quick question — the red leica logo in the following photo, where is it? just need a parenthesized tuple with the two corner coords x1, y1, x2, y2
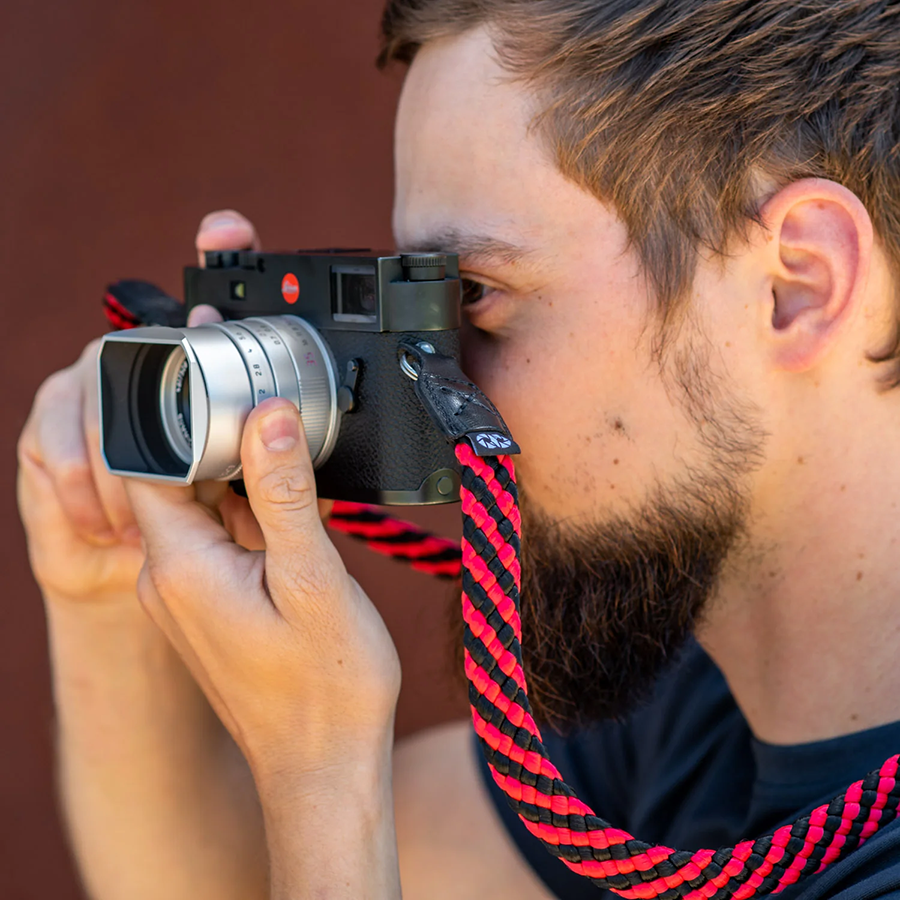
(281, 273, 300, 304)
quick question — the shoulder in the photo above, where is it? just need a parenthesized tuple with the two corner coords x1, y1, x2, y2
(393, 720, 556, 900)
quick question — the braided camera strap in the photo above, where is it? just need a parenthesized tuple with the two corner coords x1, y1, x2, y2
(331, 441, 900, 900)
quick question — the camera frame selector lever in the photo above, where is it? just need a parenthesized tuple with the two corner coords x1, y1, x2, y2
(337, 359, 361, 414)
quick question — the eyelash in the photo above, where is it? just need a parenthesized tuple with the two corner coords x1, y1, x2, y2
(461, 278, 491, 305)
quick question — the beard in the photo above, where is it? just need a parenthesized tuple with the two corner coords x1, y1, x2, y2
(516, 474, 745, 730)
(511, 340, 766, 731)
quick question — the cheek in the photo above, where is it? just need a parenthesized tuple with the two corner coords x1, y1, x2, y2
(460, 319, 618, 515)
(460, 319, 701, 522)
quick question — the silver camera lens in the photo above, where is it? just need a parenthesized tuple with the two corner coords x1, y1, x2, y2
(98, 315, 341, 484)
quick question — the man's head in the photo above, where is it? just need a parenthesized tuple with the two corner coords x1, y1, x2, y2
(382, 2, 900, 725)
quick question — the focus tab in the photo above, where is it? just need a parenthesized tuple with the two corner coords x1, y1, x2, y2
(397, 338, 520, 456)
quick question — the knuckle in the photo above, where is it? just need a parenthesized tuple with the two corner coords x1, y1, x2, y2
(47, 459, 108, 536)
(256, 467, 315, 512)
(145, 553, 185, 597)
(40, 365, 80, 399)
(80, 338, 102, 361)
(54, 459, 95, 497)
(31, 370, 83, 430)
(278, 560, 334, 602)
(33, 371, 67, 409)
(16, 429, 36, 468)
(271, 545, 344, 603)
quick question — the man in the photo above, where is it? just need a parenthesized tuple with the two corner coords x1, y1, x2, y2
(17, 0, 900, 897)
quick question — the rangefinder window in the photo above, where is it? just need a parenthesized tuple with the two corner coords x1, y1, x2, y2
(331, 265, 377, 323)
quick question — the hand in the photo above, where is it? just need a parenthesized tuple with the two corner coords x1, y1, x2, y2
(16, 210, 265, 605)
(17, 337, 145, 603)
(125, 397, 402, 777)
(187, 211, 335, 551)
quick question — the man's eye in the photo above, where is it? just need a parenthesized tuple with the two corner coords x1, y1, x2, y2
(461, 278, 488, 305)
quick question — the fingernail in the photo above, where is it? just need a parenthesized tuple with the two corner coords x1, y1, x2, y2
(203, 213, 242, 232)
(260, 410, 299, 452)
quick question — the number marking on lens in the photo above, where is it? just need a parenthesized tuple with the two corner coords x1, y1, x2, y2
(217, 323, 277, 407)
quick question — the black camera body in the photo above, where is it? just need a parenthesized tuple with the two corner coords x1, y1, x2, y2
(183, 249, 462, 504)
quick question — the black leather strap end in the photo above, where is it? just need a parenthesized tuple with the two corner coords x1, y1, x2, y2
(104, 280, 187, 329)
(398, 339, 520, 457)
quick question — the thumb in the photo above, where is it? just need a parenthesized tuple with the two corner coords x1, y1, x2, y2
(240, 398, 337, 591)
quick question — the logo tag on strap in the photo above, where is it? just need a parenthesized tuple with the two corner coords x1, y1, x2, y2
(469, 432, 516, 454)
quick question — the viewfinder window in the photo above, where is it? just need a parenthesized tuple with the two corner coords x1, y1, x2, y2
(332, 265, 377, 323)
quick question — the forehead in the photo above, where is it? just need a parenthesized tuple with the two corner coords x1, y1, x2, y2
(393, 27, 563, 250)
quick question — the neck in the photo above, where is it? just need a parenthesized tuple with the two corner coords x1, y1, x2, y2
(699, 408, 900, 745)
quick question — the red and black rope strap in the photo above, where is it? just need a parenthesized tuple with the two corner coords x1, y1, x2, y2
(103, 289, 142, 331)
(329, 502, 462, 580)
(333, 440, 900, 900)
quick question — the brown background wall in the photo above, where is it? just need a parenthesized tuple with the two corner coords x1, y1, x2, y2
(1, 2, 465, 896)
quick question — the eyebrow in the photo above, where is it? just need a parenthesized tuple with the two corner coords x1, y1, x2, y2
(402, 228, 539, 272)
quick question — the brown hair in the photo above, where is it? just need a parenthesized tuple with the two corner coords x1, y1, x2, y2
(379, 0, 900, 371)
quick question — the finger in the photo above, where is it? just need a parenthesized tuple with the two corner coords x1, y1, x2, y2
(17, 448, 91, 550)
(196, 478, 230, 511)
(217, 494, 332, 552)
(195, 210, 260, 266)
(219, 491, 266, 551)
(27, 366, 114, 541)
(18, 451, 145, 596)
(187, 304, 224, 326)
(125, 476, 267, 625)
(81, 346, 139, 539)
(126, 478, 231, 564)
(239, 398, 342, 598)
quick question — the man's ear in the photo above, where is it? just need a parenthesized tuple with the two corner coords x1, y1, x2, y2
(759, 178, 873, 372)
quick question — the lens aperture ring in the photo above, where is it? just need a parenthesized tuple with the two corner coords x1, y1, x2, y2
(232, 319, 302, 413)
(262, 316, 339, 466)
(210, 317, 338, 467)
(213, 323, 279, 414)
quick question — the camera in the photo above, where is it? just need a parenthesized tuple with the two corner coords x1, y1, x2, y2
(98, 249, 463, 505)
